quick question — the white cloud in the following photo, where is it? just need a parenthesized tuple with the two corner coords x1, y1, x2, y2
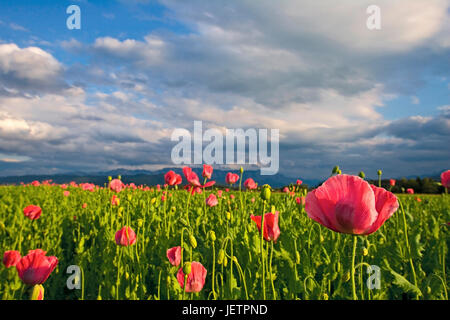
(0, 43, 62, 82)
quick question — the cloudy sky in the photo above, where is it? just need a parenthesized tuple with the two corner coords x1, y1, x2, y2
(0, 0, 449, 180)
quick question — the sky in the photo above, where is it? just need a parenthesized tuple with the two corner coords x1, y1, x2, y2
(0, 0, 449, 181)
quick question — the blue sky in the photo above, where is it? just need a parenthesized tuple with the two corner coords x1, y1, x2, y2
(0, 0, 449, 180)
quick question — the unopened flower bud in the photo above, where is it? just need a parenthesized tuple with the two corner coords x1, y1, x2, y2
(218, 249, 225, 264)
(189, 234, 197, 248)
(30, 284, 44, 300)
(358, 171, 365, 179)
(183, 262, 192, 275)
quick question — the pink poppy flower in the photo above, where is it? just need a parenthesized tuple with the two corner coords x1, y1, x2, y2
(202, 164, 213, 180)
(305, 174, 399, 235)
(244, 178, 257, 190)
(407, 188, 414, 194)
(110, 179, 125, 193)
(63, 191, 70, 197)
(166, 246, 181, 266)
(165, 170, 182, 186)
(115, 226, 136, 246)
(217, 190, 223, 198)
(296, 197, 306, 205)
(441, 170, 450, 189)
(16, 249, 58, 285)
(389, 179, 396, 186)
(176, 261, 207, 292)
(296, 179, 302, 185)
(225, 172, 239, 185)
(206, 194, 218, 207)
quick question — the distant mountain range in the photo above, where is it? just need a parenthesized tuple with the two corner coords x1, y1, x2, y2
(0, 168, 317, 188)
(0, 168, 443, 189)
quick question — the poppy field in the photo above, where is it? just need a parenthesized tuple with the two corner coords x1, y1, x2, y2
(1, 167, 449, 300)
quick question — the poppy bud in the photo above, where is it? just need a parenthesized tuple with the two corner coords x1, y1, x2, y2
(323, 293, 329, 300)
(108, 176, 112, 182)
(271, 205, 276, 214)
(261, 185, 271, 201)
(337, 169, 342, 175)
(377, 170, 382, 176)
(209, 231, 216, 242)
(189, 234, 197, 249)
(240, 167, 244, 174)
(137, 219, 143, 228)
(358, 171, 365, 179)
(118, 175, 122, 180)
(295, 251, 300, 264)
(179, 218, 189, 227)
(363, 248, 368, 256)
(127, 194, 132, 201)
(223, 256, 228, 267)
(226, 211, 231, 221)
(30, 284, 44, 300)
(332, 166, 340, 174)
(342, 271, 350, 282)
(182, 262, 192, 275)
(320, 235, 324, 242)
(150, 198, 156, 205)
(218, 249, 225, 264)
(167, 276, 171, 284)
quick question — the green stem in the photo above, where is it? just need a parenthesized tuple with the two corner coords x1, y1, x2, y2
(261, 201, 266, 300)
(270, 241, 276, 299)
(399, 200, 418, 292)
(351, 235, 358, 300)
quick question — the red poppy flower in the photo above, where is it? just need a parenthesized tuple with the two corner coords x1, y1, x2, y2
(407, 188, 414, 194)
(23, 205, 42, 220)
(389, 179, 396, 186)
(3, 250, 21, 268)
(251, 211, 281, 242)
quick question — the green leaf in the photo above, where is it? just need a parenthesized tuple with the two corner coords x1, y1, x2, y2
(389, 269, 422, 297)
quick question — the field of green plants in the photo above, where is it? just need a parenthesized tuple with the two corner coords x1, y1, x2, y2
(0, 168, 449, 300)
